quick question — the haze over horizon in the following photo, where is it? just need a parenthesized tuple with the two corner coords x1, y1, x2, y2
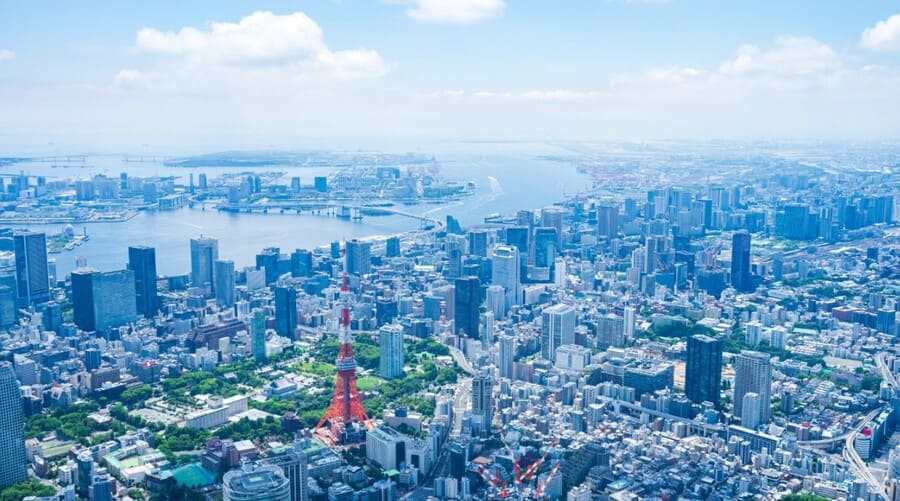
(2, 1, 900, 152)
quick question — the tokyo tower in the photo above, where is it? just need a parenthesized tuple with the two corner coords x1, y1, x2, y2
(315, 274, 370, 444)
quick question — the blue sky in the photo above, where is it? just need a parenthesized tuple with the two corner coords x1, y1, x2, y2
(1, 1, 900, 152)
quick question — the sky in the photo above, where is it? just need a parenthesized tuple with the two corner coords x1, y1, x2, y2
(1, 1, 900, 153)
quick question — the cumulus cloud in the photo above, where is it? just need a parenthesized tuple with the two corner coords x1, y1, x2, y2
(422, 34, 900, 141)
(394, 0, 505, 24)
(0, 49, 15, 61)
(133, 11, 386, 78)
(861, 14, 900, 51)
(718, 36, 840, 76)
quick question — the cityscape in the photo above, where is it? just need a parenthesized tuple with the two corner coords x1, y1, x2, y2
(1, 2, 900, 501)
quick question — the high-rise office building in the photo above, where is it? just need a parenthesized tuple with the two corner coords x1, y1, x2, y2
(541, 303, 576, 362)
(265, 440, 309, 501)
(485, 285, 505, 319)
(472, 374, 494, 432)
(0, 272, 16, 328)
(540, 206, 565, 246)
(731, 232, 752, 292)
(499, 335, 515, 379)
(72, 269, 137, 331)
(685, 334, 723, 407)
(90, 471, 114, 501)
(733, 351, 773, 425)
(76, 450, 92, 497)
(345, 239, 372, 276)
(190, 237, 219, 295)
(453, 276, 481, 338)
(128, 246, 158, 317)
(290, 249, 313, 277)
(491, 245, 520, 310)
(224, 463, 291, 501)
(467, 230, 489, 257)
(379, 324, 404, 379)
(443, 247, 460, 280)
(0, 362, 26, 488)
(385, 236, 401, 258)
(215, 260, 236, 308)
(14, 230, 50, 307)
(256, 247, 281, 286)
(504, 227, 528, 255)
(71, 269, 96, 331)
(597, 204, 618, 241)
(274, 286, 297, 339)
(533, 228, 558, 269)
(251, 308, 267, 363)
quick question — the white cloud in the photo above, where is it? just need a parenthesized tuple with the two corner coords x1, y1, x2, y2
(396, 0, 505, 24)
(432, 89, 607, 101)
(134, 11, 386, 77)
(113, 69, 143, 90)
(0, 49, 15, 61)
(718, 36, 840, 76)
(418, 35, 900, 140)
(861, 14, 900, 51)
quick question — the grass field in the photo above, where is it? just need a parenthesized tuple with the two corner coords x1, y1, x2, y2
(356, 375, 385, 391)
(293, 361, 336, 378)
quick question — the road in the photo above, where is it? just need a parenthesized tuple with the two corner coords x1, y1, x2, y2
(876, 353, 898, 390)
(448, 346, 476, 376)
(839, 352, 897, 499)
(797, 407, 884, 449)
(451, 377, 472, 437)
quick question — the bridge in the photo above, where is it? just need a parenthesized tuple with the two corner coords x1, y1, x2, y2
(215, 201, 445, 231)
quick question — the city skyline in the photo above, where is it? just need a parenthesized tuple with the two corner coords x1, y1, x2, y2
(2, 3, 900, 501)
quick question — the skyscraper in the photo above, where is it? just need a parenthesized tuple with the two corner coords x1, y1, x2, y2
(274, 286, 297, 339)
(740, 392, 762, 430)
(541, 303, 576, 362)
(345, 239, 372, 276)
(256, 247, 281, 286)
(265, 440, 309, 501)
(533, 227, 558, 269)
(72, 269, 137, 331)
(385, 236, 401, 258)
(379, 324, 404, 379)
(128, 246, 158, 317)
(71, 269, 96, 331)
(733, 351, 773, 425)
(499, 335, 515, 379)
(623, 306, 636, 340)
(731, 232, 752, 292)
(491, 245, 520, 310)
(685, 334, 723, 407)
(251, 308, 267, 363)
(471, 373, 493, 433)
(290, 249, 313, 277)
(14, 230, 50, 307)
(467, 230, 488, 257)
(0, 362, 26, 488)
(190, 236, 218, 296)
(214, 260, 236, 308)
(453, 276, 481, 338)
(540, 206, 565, 246)
(597, 204, 618, 241)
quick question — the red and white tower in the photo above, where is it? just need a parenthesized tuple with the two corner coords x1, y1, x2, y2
(315, 274, 369, 443)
